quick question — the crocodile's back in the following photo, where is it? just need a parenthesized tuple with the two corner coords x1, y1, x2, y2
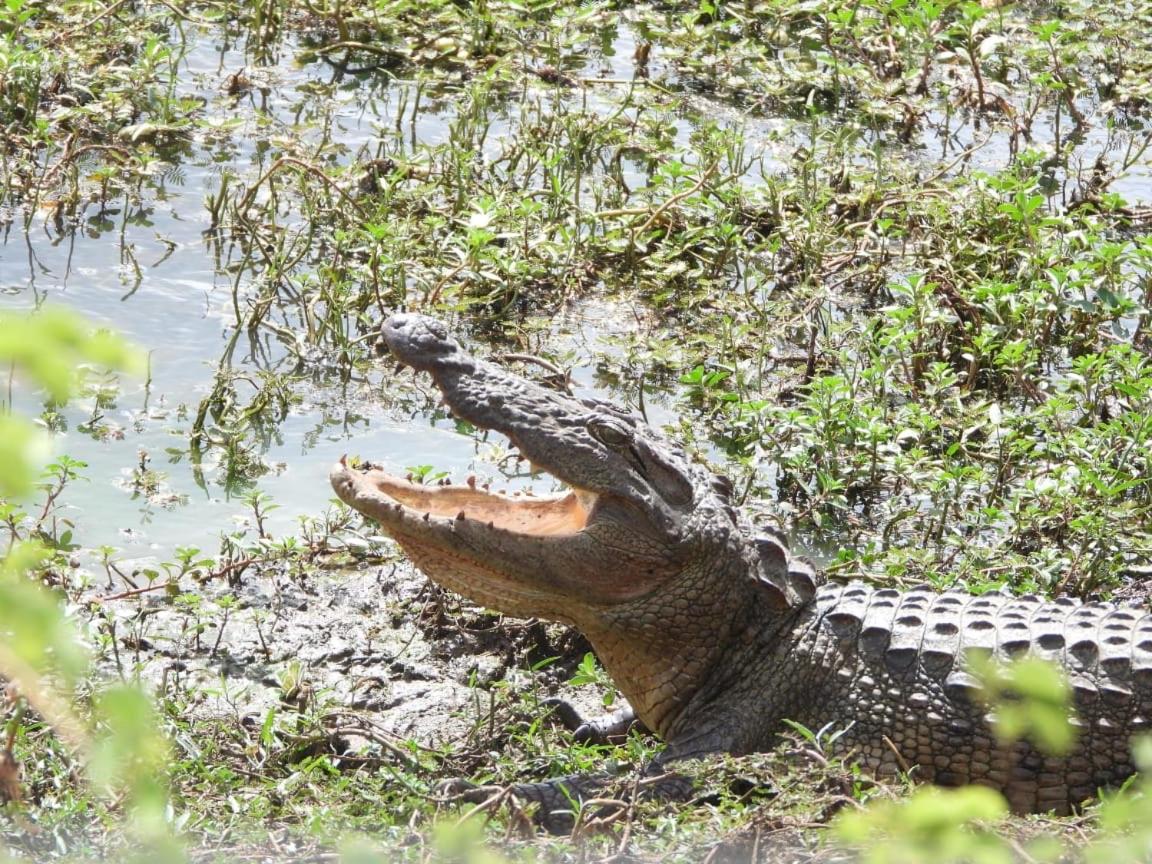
(808, 581, 1152, 812)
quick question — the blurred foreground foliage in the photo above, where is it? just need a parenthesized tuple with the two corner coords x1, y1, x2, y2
(0, 307, 180, 861)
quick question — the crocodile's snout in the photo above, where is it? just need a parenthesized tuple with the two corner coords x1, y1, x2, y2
(383, 313, 461, 370)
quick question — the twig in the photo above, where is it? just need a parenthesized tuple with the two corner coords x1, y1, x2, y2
(92, 583, 173, 603)
(579, 78, 676, 96)
(591, 163, 732, 232)
(41, 144, 133, 187)
(311, 40, 407, 63)
(922, 131, 994, 185)
(452, 785, 514, 824)
(498, 353, 566, 377)
(882, 735, 911, 774)
(637, 163, 722, 236)
(425, 260, 468, 306)
(236, 157, 369, 220)
(323, 726, 422, 771)
(0, 647, 89, 756)
(151, 0, 224, 26)
(55, 0, 131, 42)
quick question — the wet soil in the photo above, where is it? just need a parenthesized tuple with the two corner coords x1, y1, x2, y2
(87, 550, 600, 758)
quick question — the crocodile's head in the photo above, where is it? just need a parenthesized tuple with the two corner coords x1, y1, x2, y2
(330, 314, 811, 735)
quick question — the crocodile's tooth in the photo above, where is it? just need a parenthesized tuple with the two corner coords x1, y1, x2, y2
(456, 510, 466, 521)
(572, 490, 597, 512)
(467, 475, 477, 489)
(423, 512, 430, 521)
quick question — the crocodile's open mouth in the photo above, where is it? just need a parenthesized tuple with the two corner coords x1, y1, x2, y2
(329, 313, 688, 613)
(331, 457, 596, 539)
(331, 452, 635, 616)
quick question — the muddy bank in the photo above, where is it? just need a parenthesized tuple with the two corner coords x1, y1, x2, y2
(87, 549, 602, 759)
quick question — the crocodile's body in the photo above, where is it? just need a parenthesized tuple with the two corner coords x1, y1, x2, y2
(331, 314, 1151, 819)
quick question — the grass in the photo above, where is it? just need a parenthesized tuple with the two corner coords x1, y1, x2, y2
(2, 0, 1152, 860)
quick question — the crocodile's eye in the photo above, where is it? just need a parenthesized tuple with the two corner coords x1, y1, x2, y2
(586, 417, 631, 450)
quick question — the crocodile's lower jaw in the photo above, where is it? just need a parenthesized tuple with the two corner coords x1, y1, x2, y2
(331, 457, 593, 537)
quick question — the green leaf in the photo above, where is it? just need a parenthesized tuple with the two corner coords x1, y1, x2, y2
(0, 542, 89, 685)
(0, 415, 49, 498)
(969, 653, 1075, 755)
(834, 786, 1011, 864)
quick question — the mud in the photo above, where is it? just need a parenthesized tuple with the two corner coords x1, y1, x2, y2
(86, 549, 600, 756)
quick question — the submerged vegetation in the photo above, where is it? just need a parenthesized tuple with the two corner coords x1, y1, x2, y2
(1, 0, 1151, 860)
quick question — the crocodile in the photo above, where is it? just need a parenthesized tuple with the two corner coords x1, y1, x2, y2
(331, 313, 1152, 824)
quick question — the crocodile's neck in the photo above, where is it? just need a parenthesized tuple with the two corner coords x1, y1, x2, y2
(585, 568, 764, 736)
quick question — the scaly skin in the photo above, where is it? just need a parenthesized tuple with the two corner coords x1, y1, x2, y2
(331, 314, 1151, 825)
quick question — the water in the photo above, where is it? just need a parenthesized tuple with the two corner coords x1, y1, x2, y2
(0, 27, 685, 562)
(3, 19, 1150, 568)
(1, 34, 428, 559)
